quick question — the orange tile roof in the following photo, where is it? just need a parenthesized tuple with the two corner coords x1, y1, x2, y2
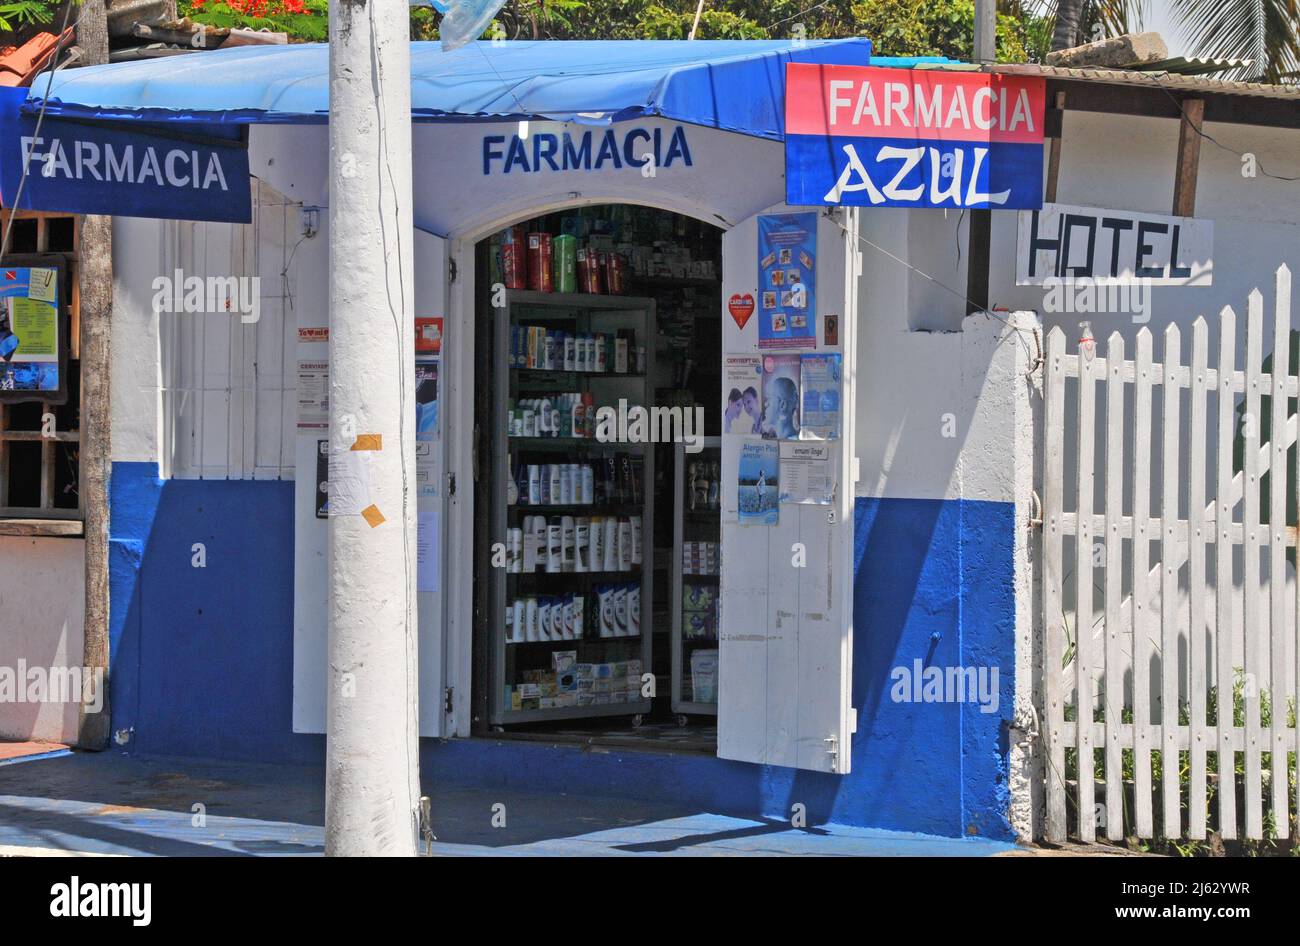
(0, 29, 73, 88)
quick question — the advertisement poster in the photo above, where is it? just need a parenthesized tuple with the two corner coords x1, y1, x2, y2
(315, 440, 329, 519)
(799, 352, 842, 440)
(738, 438, 779, 526)
(779, 441, 836, 505)
(757, 213, 817, 349)
(416, 359, 439, 441)
(760, 353, 801, 440)
(723, 355, 763, 434)
(0, 266, 61, 397)
(415, 316, 444, 354)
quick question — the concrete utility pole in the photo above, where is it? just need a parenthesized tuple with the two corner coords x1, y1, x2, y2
(973, 0, 996, 63)
(325, 0, 420, 856)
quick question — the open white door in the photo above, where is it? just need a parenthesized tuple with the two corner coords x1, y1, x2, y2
(292, 227, 450, 737)
(717, 206, 859, 774)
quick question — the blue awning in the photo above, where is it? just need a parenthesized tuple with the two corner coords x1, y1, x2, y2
(22, 39, 902, 140)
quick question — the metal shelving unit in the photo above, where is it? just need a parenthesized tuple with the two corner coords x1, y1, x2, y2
(670, 436, 721, 720)
(490, 290, 656, 726)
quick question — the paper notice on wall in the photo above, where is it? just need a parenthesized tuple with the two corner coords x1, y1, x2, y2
(416, 441, 438, 497)
(779, 441, 835, 505)
(799, 352, 842, 440)
(26, 267, 57, 304)
(297, 360, 329, 429)
(418, 510, 440, 593)
(723, 355, 763, 435)
(326, 447, 370, 517)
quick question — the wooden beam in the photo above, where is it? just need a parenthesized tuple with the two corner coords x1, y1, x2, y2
(77, 0, 113, 753)
(1045, 91, 1067, 203)
(1173, 98, 1205, 217)
(1040, 77, 1300, 132)
(966, 210, 992, 314)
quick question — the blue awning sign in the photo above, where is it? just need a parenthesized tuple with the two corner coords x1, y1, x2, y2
(0, 87, 251, 223)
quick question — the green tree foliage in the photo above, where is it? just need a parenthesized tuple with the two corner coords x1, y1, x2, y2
(178, 0, 1298, 86)
(0, 1, 54, 32)
(1172, 0, 1300, 83)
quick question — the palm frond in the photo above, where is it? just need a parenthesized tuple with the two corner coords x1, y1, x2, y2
(1172, 0, 1300, 82)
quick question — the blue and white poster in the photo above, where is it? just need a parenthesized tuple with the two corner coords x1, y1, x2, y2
(799, 352, 841, 440)
(757, 213, 816, 350)
(737, 438, 779, 526)
(416, 358, 439, 441)
(0, 265, 61, 398)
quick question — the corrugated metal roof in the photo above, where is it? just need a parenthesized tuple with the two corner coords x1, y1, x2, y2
(916, 60, 1300, 102)
(1129, 56, 1253, 76)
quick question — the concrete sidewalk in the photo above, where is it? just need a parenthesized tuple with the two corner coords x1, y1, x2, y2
(0, 751, 1019, 856)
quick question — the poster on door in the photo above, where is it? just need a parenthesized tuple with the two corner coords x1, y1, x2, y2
(757, 213, 817, 350)
(723, 355, 763, 435)
(760, 354, 801, 440)
(799, 352, 842, 440)
(737, 438, 779, 526)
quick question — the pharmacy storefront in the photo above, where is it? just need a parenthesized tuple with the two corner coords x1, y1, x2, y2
(6, 39, 1033, 840)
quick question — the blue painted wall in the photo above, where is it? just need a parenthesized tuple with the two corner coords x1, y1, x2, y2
(109, 464, 1014, 838)
(109, 462, 323, 764)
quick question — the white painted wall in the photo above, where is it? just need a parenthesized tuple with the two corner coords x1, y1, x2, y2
(0, 537, 86, 743)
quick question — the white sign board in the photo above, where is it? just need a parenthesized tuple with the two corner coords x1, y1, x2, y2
(1016, 201, 1212, 286)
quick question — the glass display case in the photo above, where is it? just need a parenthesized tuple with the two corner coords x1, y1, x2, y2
(490, 289, 656, 725)
(670, 436, 721, 720)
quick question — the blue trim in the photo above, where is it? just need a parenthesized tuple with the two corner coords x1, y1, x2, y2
(108, 467, 1015, 838)
(0, 747, 73, 767)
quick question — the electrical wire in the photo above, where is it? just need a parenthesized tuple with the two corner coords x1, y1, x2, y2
(1134, 70, 1300, 184)
(824, 208, 1044, 375)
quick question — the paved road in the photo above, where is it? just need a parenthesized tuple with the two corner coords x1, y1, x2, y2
(0, 750, 1018, 857)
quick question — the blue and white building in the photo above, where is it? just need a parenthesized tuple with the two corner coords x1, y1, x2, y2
(4, 38, 1299, 844)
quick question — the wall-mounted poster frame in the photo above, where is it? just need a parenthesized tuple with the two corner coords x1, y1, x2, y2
(0, 253, 69, 405)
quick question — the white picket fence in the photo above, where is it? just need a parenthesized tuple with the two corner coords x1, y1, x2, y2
(1042, 265, 1299, 844)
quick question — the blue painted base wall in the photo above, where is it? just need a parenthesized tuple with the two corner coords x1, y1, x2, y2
(109, 462, 1016, 839)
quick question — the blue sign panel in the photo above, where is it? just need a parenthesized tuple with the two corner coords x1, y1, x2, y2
(0, 87, 251, 223)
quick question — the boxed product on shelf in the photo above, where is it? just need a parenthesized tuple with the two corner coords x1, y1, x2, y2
(682, 583, 718, 640)
(690, 649, 719, 704)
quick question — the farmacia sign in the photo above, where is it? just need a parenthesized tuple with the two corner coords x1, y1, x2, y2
(483, 125, 692, 175)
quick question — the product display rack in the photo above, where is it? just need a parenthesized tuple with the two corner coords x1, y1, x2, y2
(490, 289, 656, 726)
(670, 436, 721, 720)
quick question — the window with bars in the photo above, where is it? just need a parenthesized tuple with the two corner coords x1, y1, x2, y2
(0, 210, 81, 535)
(158, 179, 298, 481)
